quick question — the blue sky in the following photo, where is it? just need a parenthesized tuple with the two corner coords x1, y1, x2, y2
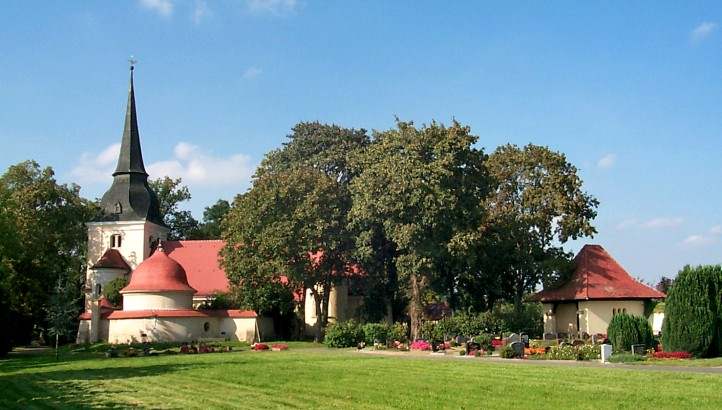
(1, 1, 721, 283)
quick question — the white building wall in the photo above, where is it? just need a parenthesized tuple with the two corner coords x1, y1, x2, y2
(107, 316, 259, 344)
(122, 292, 194, 311)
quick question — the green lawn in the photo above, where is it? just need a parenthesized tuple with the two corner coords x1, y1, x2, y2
(1, 346, 722, 409)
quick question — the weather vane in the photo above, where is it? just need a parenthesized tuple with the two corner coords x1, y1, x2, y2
(129, 55, 138, 71)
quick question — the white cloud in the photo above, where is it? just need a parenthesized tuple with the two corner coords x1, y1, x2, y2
(242, 66, 263, 80)
(691, 21, 717, 43)
(643, 217, 684, 229)
(597, 153, 616, 169)
(139, 0, 174, 17)
(71, 143, 120, 183)
(617, 217, 684, 230)
(193, 0, 210, 24)
(246, 0, 298, 14)
(147, 142, 254, 187)
(682, 234, 716, 246)
(710, 225, 722, 235)
(71, 141, 254, 189)
(615, 218, 638, 230)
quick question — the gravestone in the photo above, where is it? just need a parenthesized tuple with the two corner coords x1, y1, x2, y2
(600, 344, 613, 363)
(507, 333, 520, 344)
(510, 341, 524, 357)
(631, 344, 646, 356)
(543, 332, 556, 341)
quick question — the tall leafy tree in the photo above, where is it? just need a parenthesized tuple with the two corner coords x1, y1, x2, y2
(222, 167, 352, 341)
(0, 161, 94, 348)
(223, 122, 369, 340)
(349, 120, 487, 339)
(189, 199, 230, 239)
(149, 177, 199, 240)
(46, 274, 80, 360)
(482, 144, 598, 310)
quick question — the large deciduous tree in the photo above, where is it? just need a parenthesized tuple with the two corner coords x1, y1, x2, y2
(223, 122, 369, 341)
(349, 121, 487, 339)
(149, 177, 199, 240)
(0, 161, 94, 351)
(482, 144, 598, 310)
(222, 167, 351, 341)
(189, 199, 230, 239)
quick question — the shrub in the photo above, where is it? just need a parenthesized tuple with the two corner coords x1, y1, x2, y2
(662, 265, 722, 358)
(324, 320, 364, 348)
(499, 345, 517, 359)
(540, 344, 600, 360)
(103, 277, 128, 307)
(362, 323, 389, 345)
(607, 313, 653, 352)
(472, 333, 494, 351)
(388, 322, 408, 343)
(608, 352, 645, 363)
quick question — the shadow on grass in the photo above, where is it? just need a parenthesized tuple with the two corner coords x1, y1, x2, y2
(0, 361, 203, 408)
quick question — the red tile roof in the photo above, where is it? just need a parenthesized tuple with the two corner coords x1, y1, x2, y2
(106, 309, 256, 320)
(532, 244, 665, 302)
(164, 240, 229, 297)
(121, 244, 196, 294)
(92, 248, 130, 270)
(79, 297, 119, 320)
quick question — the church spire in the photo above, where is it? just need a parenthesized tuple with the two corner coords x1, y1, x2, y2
(96, 61, 163, 226)
(114, 61, 147, 176)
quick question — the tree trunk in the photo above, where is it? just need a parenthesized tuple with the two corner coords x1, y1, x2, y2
(384, 298, 393, 325)
(409, 272, 423, 341)
(55, 334, 59, 361)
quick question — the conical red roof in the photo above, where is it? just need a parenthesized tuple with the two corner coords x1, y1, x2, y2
(121, 244, 196, 294)
(532, 244, 665, 302)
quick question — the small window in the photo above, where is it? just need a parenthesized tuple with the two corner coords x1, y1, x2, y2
(203, 322, 210, 332)
(111, 234, 122, 248)
(114, 201, 123, 214)
(94, 283, 102, 298)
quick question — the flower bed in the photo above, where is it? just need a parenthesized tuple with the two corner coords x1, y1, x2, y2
(271, 343, 288, 351)
(410, 340, 431, 351)
(651, 351, 692, 359)
(252, 343, 269, 351)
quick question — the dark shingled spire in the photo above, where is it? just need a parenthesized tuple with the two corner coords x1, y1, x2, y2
(97, 64, 163, 225)
(114, 66, 147, 176)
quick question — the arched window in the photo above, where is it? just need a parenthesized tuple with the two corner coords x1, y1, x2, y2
(111, 234, 122, 248)
(203, 322, 210, 332)
(94, 283, 102, 298)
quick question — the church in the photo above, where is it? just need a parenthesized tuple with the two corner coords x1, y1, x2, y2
(76, 67, 357, 344)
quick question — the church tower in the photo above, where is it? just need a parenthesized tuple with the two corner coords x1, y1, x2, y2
(78, 64, 169, 343)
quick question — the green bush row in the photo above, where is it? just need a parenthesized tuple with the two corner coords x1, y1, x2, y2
(325, 321, 408, 348)
(419, 303, 543, 342)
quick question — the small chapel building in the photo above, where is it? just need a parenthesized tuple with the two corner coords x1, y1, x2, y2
(531, 244, 665, 337)
(76, 67, 354, 344)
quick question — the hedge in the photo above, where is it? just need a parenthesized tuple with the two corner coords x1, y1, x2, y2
(607, 313, 653, 352)
(662, 265, 722, 357)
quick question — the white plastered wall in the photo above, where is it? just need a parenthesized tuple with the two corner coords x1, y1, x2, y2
(107, 316, 259, 343)
(122, 292, 194, 311)
(578, 300, 645, 335)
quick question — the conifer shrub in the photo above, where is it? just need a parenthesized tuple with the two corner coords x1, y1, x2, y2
(607, 313, 653, 352)
(662, 265, 722, 357)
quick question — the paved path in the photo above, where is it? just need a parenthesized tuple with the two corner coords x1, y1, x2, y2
(357, 349, 722, 374)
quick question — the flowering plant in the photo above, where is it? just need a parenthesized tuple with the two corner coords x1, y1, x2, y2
(410, 340, 431, 351)
(252, 343, 269, 351)
(651, 351, 691, 359)
(271, 343, 288, 351)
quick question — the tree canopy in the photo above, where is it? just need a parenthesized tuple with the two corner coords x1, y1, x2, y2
(0, 161, 95, 351)
(149, 177, 199, 240)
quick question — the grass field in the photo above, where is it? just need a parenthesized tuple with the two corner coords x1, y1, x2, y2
(2, 344, 722, 409)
